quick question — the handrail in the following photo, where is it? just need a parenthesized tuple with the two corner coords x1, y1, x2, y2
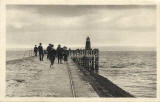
(23, 49, 34, 59)
(69, 49, 99, 73)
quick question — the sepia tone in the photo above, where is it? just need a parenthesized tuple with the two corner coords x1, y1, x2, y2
(6, 5, 156, 98)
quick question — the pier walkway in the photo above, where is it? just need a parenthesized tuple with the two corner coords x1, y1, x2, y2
(6, 56, 98, 97)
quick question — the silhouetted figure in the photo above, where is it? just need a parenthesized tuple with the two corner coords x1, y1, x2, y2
(38, 43, 44, 61)
(48, 44, 56, 68)
(56, 44, 63, 64)
(34, 45, 38, 56)
(63, 46, 69, 64)
(46, 44, 52, 59)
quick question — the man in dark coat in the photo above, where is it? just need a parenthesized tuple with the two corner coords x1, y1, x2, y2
(46, 44, 52, 59)
(56, 44, 63, 64)
(38, 43, 44, 61)
(63, 46, 69, 64)
(48, 44, 56, 68)
(34, 45, 38, 56)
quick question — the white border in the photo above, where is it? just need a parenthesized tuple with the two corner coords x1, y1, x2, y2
(0, 0, 159, 102)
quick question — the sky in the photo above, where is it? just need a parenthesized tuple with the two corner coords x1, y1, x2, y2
(6, 5, 156, 50)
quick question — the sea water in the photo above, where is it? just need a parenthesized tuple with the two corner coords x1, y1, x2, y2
(6, 50, 32, 61)
(99, 51, 156, 97)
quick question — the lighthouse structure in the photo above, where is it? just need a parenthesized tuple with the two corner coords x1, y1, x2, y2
(85, 36, 91, 50)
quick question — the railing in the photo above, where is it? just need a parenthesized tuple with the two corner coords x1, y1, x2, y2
(23, 50, 34, 58)
(69, 49, 99, 73)
(69, 48, 134, 97)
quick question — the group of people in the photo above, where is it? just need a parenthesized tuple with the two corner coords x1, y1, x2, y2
(34, 43, 69, 68)
(34, 43, 44, 61)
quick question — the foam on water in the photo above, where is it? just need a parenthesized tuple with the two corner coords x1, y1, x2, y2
(99, 51, 156, 97)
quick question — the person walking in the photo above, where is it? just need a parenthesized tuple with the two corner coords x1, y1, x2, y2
(34, 45, 38, 56)
(38, 43, 44, 61)
(48, 44, 56, 68)
(46, 44, 52, 59)
(63, 47, 69, 64)
(56, 44, 63, 64)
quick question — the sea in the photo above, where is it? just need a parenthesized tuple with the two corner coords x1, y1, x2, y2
(99, 51, 156, 97)
(6, 50, 157, 97)
(6, 50, 31, 61)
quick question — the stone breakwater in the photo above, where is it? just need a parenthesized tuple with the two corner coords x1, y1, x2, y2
(6, 55, 134, 97)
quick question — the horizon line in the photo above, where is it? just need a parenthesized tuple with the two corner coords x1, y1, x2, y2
(6, 45, 156, 51)
(6, 45, 156, 48)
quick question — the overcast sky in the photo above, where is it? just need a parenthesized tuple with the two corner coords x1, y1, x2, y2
(6, 5, 156, 49)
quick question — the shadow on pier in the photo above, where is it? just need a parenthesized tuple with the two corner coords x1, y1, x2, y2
(69, 49, 134, 97)
(6, 50, 134, 97)
(6, 37, 134, 97)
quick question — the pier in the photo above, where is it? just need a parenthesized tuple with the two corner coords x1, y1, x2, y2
(6, 56, 98, 97)
(6, 55, 134, 97)
(69, 49, 134, 97)
(6, 37, 134, 97)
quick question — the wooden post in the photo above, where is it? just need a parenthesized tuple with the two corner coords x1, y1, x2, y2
(95, 49, 99, 72)
(71, 48, 99, 73)
(86, 57, 88, 71)
(91, 57, 94, 71)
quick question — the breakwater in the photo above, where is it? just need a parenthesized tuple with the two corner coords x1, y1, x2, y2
(69, 49, 134, 97)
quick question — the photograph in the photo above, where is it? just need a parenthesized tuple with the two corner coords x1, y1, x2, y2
(6, 5, 156, 97)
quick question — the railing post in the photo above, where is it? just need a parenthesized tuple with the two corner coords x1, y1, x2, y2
(95, 49, 99, 72)
(71, 48, 99, 73)
(91, 50, 94, 71)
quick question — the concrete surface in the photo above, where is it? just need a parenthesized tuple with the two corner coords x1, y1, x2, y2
(6, 56, 98, 97)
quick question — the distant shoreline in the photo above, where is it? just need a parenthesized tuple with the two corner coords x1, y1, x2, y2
(6, 56, 33, 63)
(6, 47, 156, 52)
